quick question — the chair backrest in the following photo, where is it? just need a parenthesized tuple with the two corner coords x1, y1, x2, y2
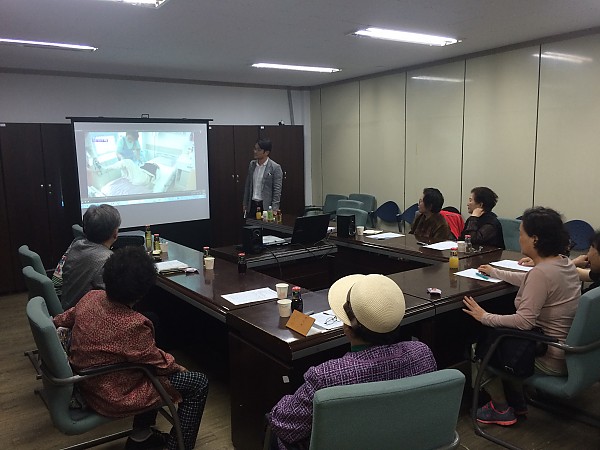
(498, 217, 521, 252)
(309, 369, 465, 450)
(18, 245, 46, 276)
(336, 208, 368, 227)
(348, 193, 376, 213)
(337, 199, 364, 210)
(564, 220, 595, 251)
(560, 287, 600, 396)
(440, 210, 465, 240)
(442, 206, 461, 214)
(72, 224, 86, 240)
(26, 297, 83, 433)
(400, 203, 419, 226)
(22, 266, 64, 316)
(322, 194, 348, 215)
(375, 201, 400, 223)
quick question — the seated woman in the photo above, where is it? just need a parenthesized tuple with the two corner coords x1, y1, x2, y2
(463, 207, 580, 425)
(268, 274, 437, 449)
(53, 246, 208, 450)
(410, 187, 452, 244)
(521, 230, 600, 293)
(459, 186, 505, 248)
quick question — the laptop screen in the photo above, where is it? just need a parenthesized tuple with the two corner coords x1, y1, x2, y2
(291, 213, 331, 245)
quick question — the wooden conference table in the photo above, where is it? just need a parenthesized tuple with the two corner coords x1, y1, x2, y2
(154, 234, 521, 450)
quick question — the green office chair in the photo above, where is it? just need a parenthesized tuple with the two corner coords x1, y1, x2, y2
(27, 296, 185, 450)
(18, 244, 47, 277)
(22, 266, 64, 317)
(336, 208, 368, 228)
(303, 194, 348, 216)
(336, 199, 364, 210)
(472, 287, 600, 449)
(498, 218, 521, 252)
(348, 193, 377, 227)
(309, 369, 465, 450)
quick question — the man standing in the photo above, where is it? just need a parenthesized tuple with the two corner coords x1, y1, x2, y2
(61, 204, 121, 309)
(242, 138, 283, 217)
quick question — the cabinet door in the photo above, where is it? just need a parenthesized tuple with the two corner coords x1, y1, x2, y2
(1, 123, 51, 291)
(261, 125, 305, 217)
(40, 124, 80, 264)
(0, 129, 16, 293)
(208, 126, 238, 247)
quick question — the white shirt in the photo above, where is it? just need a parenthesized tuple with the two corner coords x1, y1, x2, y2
(252, 158, 269, 201)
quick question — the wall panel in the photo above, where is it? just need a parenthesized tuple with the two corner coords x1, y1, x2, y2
(406, 62, 465, 210)
(310, 89, 323, 205)
(463, 47, 539, 219)
(359, 74, 406, 211)
(320, 82, 360, 197)
(536, 34, 600, 225)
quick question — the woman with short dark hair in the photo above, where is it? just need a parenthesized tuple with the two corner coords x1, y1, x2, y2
(409, 187, 452, 244)
(463, 207, 580, 426)
(459, 186, 505, 248)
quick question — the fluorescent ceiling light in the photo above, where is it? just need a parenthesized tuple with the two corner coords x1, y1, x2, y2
(99, 0, 170, 7)
(252, 63, 340, 73)
(354, 27, 458, 46)
(411, 76, 464, 83)
(0, 38, 97, 52)
(534, 51, 592, 63)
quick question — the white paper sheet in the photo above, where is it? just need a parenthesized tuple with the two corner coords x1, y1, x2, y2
(362, 229, 383, 235)
(490, 260, 533, 272)
(156, 260, 188, 273)
(423, 241, 458, 250)
(221, 287, 278, 305)
(311, 309, 343, 330)
(454, 268, 502, 283)
(365, 232, 403, 240)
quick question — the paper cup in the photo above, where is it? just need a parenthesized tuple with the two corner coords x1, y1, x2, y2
(276, 283, 289, 299)
(356, 226, 365, 236)
(160, 242, 169, 253)
(457, 241, 466, 253)
(277, 299, 292, 318)
(204, 256, 215, 270)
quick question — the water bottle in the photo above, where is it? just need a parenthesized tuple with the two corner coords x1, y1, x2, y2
(291, 286, 303, 312)
(465, 235, 473, 253)
(268, 206, 274, 222)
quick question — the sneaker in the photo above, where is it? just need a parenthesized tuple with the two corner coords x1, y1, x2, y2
(476, 401, 517, 426)
(125, 428, 169, 450)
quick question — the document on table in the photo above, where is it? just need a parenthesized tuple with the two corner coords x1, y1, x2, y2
(490, 260, 533, 272)
(311, 309, 343, 330)
(222, 287, 278, 305)
(454, 268, 502, 283)
(365, 232, 403, 240)
(423, 241, 458, 250)
(156, 260, 189, 273)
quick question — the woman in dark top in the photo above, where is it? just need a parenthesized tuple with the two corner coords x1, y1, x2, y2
(459, 186, 505, 249)
(410, 187, 452, 244)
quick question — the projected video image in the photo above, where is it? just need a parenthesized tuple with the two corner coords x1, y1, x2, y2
(85, 131, 197, 197)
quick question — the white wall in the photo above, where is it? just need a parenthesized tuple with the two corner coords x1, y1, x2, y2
(311, 32, 600, 227)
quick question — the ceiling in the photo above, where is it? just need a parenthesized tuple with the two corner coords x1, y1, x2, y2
(2, 0, 600, 88)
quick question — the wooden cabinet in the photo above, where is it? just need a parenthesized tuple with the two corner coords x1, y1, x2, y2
(0, 123, 80, 293)
(208, 125, 304, 247)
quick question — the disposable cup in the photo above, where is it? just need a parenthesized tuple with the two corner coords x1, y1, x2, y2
(276, 283, 289, 299)
(204, 256, 215, 270)
(356, 226, 365, 236)
(277, 299, 292, 318)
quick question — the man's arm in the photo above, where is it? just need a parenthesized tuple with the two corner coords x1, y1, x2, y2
(271, 163, 283, 211)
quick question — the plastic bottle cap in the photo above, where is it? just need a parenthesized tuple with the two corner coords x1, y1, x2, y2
(238, 252, 245, 256)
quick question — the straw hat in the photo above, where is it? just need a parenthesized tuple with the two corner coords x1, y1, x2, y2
(328, 274, 405, 334)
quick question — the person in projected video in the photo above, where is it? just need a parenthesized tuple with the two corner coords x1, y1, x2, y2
(116, 131, 143, 165)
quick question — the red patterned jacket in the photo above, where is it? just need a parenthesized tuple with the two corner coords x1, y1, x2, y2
(53, 290, 183, 417)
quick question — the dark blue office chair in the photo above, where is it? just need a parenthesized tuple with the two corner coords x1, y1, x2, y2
(564, 220, 595, 251)
(375, 201, 400, 225)
(400, 203, 419, 233)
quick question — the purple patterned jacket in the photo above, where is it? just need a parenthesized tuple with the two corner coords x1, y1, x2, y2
(269, 341, 437, 449)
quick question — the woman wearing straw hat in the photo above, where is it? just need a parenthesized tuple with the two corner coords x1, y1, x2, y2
(268, 274, 437, 450)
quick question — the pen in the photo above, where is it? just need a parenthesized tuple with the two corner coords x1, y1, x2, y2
(475, 272, 490, 280)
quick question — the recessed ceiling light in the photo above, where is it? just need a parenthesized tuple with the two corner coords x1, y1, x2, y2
(353, 27, 459, 47)
(252, 63, 340, 73)
(0, 38, 97, 52)
(99, 0, 170, 7)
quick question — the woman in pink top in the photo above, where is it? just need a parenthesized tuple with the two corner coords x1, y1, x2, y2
(463, 207, 580, 426)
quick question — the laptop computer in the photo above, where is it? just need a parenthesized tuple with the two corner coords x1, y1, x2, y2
(290, 213, 331, 245)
